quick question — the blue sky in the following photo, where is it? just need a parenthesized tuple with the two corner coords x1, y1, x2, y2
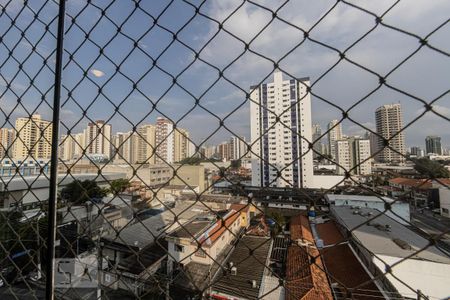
(0, 0, 449, 149)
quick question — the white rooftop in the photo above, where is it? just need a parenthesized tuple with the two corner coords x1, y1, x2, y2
(326, 194, 395, 204)
(332, 206, 450, 264)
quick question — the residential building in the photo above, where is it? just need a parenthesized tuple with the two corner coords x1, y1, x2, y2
(331, 205, 450, 300)
(170, 164, 206, 192)
(112, 131, 140, 164)
(13, 114, 53, 160)
(425, 135, 442, 155)
(250, 71, 313, 188)
(353, 138, 372, 175)
(335, 137, 372, 175)
(312, 123, 322, 158)
(137, 124, 156, 164)
(59, 134, 75, 161)
(375, 104, 406, 163)
(0, 173, 123, 212)
(173, 127, 190, 162)
(438, 186, 450, 217)
(410, 146, 424, 157)
(327, 119, 342, 160)
(217, 142, 231, 161)
(199, 145, 215, 159)
(335, 140, 351, 175)
(85, 120, 112, 158)
(229, 136, 247, 160)
(155, 117, 174, 164)
(0, 128, 15, 158)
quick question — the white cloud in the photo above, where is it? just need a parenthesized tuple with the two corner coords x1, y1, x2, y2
(90, 69, 105, 78)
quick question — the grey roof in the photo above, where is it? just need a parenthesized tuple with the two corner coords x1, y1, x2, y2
(331, 206, 450, 264)
(326, 194, 395, 203)
(0, 173, 125, 192)
(102, 200, 210, 249)
(212, 236, 272, 300)
(168, 219, 212, 239)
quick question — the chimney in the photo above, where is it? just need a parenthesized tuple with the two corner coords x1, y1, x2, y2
(231, 266, 237, 275)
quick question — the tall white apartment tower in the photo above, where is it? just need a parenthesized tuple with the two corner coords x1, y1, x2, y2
(327, 119, 342, 159)
(155, 117, 174, 164)
(250, 71, 313, 188)
(375, 104, 406, 163)
(86, 120, 112, 158)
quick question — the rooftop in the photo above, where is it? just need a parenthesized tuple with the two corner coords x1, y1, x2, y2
(331, 206, 450, 264)
(212, 236, 272, 300)
(316, 221, 385, 300)
(102, 200, 210, 249)
(0, 173, 125, 192)
(326, 194, 395, 204)
(389, 177, 450, 189)
(286, 215, 333, 300)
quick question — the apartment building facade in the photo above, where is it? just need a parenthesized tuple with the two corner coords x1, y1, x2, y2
(375, 104, 406, 163)
(13, 114, 52, 160)
(250, 71, 313, 188)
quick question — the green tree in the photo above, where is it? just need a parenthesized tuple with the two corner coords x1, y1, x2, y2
(413, 158, 450, 178)
(179, 156, 202, 165)
(266, 210, 286, 236)
(61, 180, 108, 204)
(109, 178, 130, 195)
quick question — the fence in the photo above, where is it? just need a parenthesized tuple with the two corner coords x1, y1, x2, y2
(0, 0, 449, 299)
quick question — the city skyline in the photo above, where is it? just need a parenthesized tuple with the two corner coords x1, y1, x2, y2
(0, 1, 449, 148)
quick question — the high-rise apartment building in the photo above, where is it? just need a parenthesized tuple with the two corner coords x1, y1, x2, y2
(201, 146, 216, 159)
(335, 137, 372, 175)
(335, 140, 351, 175)
(217, 142, 231, 161)
(137, 124, 156, 164)
(60, 134, 74, 161)
(425, 136, 442, 155)
(86, 120, 112, 158)
(410, 146, 424, 157)
(112, 131, 139, 164)
(312, 124, 322, 159)
(0, 128, 15, 159)
(327, 120, 342, 159)
(13, 114, 52, 159)
(353, 138, 372, 175)
(174, 128, 190, 162)
(375, 104, 406, 163)
(155, 117, 174, 164)
(250, 71, 313, 188)
(229, 136, 247, 161)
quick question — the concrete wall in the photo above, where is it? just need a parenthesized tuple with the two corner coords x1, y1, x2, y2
(170, 164, 205, 192)
(439, 188, 450, 218)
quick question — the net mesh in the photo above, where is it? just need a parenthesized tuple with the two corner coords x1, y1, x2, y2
(0, 0, 449, 299)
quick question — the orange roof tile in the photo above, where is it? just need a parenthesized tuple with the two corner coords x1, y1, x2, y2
(197, 210, 241, 247)
(389, 177, 450, 189)
(287, 214, 333, 300)
(290, 215, 314, 243)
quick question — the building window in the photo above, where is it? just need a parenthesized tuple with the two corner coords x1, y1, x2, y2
(174, 244, 184, 252)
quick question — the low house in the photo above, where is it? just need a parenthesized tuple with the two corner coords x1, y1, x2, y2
(166, 208, 246, 296)
(331, 206, 450, 299)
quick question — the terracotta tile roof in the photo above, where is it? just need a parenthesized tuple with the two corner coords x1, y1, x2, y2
(197, 210, 241, 246)
(316, 222, 345, 246)
(290, 215, 314, 243)
(317, 221, 384, 300)
(230, 203, 250, 213)
(388, 177, 450, 189)
(286, 214, 333, 300)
